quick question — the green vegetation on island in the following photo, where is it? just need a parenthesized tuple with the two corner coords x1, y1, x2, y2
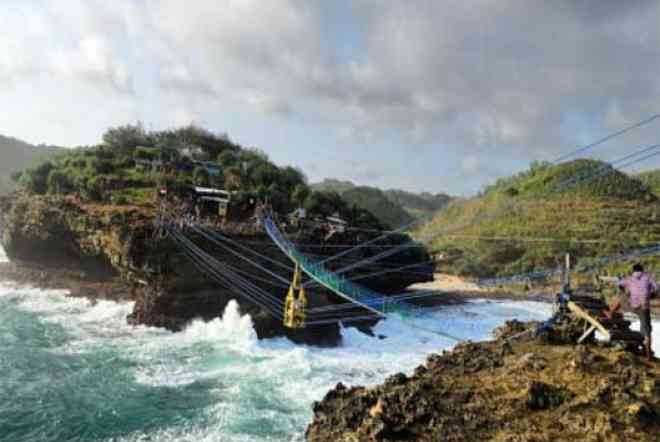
(12, 124, 400, 232)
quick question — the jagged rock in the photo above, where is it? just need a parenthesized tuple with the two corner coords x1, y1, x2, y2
(307, 321, 660, 442)
(516, 352, 548, 371)
(526, 381, 569, 410)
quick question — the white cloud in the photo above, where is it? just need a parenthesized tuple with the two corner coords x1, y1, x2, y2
(3, 0, 660, 194)
(461, 155, 480, 173)
(170, 108, 201, 127)
(47, 35, 132, 93)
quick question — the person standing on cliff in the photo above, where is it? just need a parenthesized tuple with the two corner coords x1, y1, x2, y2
(605, 263, 657, 363)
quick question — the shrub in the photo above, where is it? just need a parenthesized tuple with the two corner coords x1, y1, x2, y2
(20, 161, 55, 194)
(192, 167, 210, 187)
(112, 195, 129, 205)
(91, 159, 115, 175)
(47, 170, 73, 194)
(103, 124, 151, 151)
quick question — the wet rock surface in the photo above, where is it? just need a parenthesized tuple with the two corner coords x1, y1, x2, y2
(0, 193, 432, 346)
(306, 321, 660, 441)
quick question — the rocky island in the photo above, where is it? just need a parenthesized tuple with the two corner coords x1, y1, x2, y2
(0, 125, 433, 346)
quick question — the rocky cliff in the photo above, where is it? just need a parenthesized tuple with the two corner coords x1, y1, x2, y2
(0, 192, 433, 346)
(307, 320, 660, 441)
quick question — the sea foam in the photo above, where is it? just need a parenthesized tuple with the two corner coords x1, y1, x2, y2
(1, 277, 658, 442)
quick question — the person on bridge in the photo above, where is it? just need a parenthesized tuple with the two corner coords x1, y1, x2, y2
(605, 263, 657, 363)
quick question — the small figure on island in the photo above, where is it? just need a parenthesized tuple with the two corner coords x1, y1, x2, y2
(289, 206, 307, 229)
(254, 203, 265, 228)
(604, 263, 657, 363)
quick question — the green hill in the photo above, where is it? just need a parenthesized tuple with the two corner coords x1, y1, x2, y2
(636, 169, 660, 195)
(310, 178, 357, 195)
(418, 159, 660, 278)
(384, 189, 453, 219)
(0, 135, 61, 194)
(311, 179, 453, 225)
(341, 186, 414, 229)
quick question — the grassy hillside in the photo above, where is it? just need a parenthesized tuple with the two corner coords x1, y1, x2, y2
(0, 135, 61, 194)
(311, 178, 453, 225)
(418, 159, 660, 278)
(636, 169, 660, 195)
(384, 189, 453, 219)
(341, 186, 414, 229)
(310, 178, 356, 195)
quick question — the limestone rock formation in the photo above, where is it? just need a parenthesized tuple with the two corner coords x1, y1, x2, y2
(307, 321, 660, 441)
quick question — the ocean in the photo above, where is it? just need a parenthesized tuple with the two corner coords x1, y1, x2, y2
(0, 248, 657, 442)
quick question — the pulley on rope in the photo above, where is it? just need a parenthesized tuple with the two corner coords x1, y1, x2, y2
(284, 263, 307, 328)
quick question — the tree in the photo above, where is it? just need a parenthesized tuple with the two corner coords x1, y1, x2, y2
(218, 150, 238, 168)
(102, 123, 151, 151)
(250, 162, 278, 188)
(292, 184, 310, 206)
(304, 191, 346, 217)
(10, 171, 22, 183)
(224, 166, 243, 190)
(47, 170, 73, 194)
(20, 161, 55, 194)
(91, 159, 115, 175)
(193, 166, 210, 187)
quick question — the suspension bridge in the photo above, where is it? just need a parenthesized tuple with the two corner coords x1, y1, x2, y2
(159, 112, 660, 341)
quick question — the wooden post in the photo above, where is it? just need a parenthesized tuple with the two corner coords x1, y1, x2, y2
(565, 253, 571, 289)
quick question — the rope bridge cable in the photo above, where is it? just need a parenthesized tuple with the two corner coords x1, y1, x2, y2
(552, 113, 660, 163)
(303, 260, 436, 291)
(174, 229, 291, 289)
(441, 234, 658, 244)
(462, 149, 660, 286)
(183, 240, 286, 317)
(194, 225, 296, 274)
(169, 227, 285, 317)
(171, 230, 285, 314)
(171, 224, 405, 326)
(263, 216, 462, 341)
(315, 216, 430, 266)
(173, 231, 293, 288)
(166, 114, 660, 331)
(173, 237, 284, 318)
(173, 225, 390, 324)
(474, 147, 660, 287)
(222, 238, 426, 249)
(174, 229, 286, 308)
(170, 222, 449, 324)
(175, 227, 387, 325)
(301, 249, 434, 271)
(306, 290, 450, 316)
(480, 243, 660, 287)
(296, 144, 660, 317)
(308, 113, 660, 269)
(189, 225, 293, 286)
(553, 143, 660, 192)
(315, 141, 660, 282)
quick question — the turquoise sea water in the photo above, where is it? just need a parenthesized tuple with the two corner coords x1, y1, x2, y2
(0, 280, 561, 442)
(21, 225, 660, 442)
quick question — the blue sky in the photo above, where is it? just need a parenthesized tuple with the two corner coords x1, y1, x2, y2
(1, 1, 660, 196)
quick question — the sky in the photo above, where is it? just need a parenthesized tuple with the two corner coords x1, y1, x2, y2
(1, 0, 660, 196)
